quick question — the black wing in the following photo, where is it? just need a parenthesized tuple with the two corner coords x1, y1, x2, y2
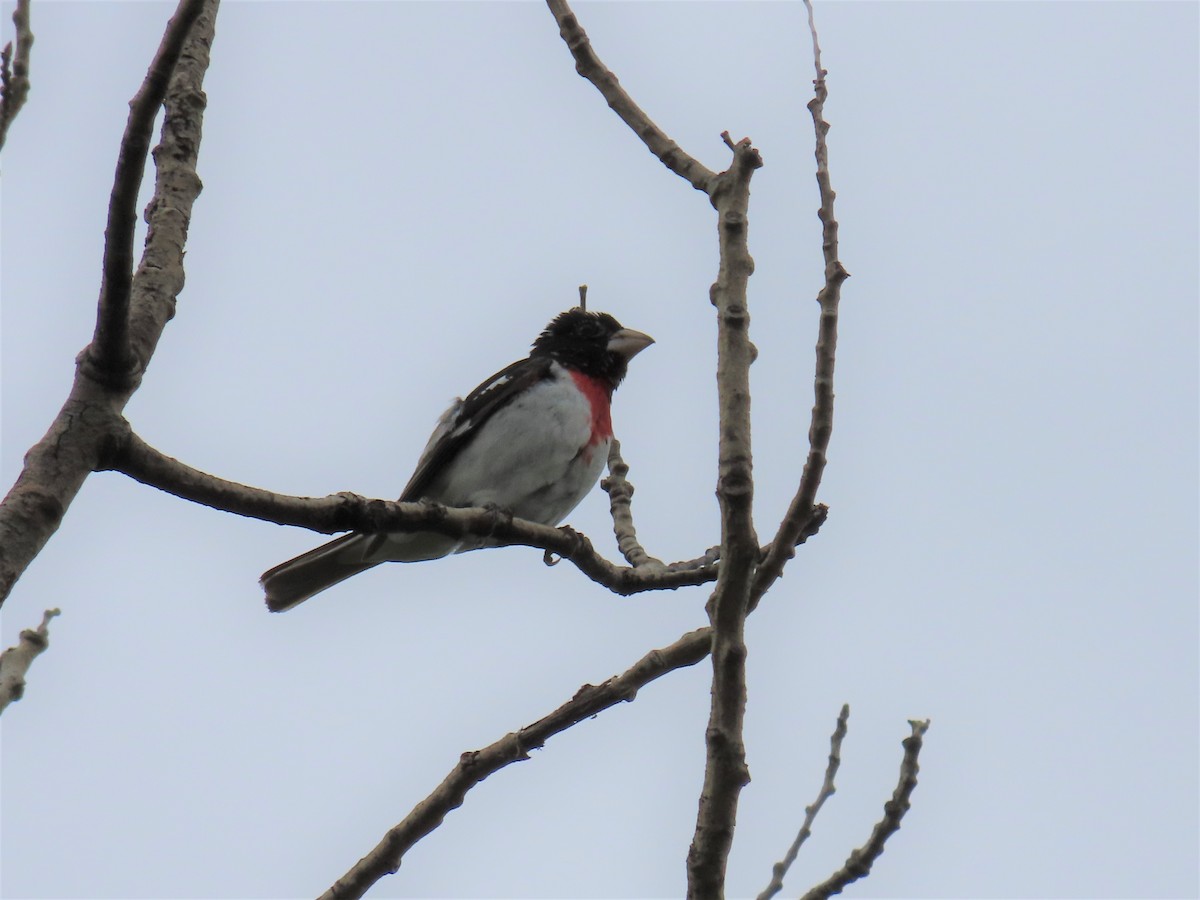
(398, 356, 553, 502)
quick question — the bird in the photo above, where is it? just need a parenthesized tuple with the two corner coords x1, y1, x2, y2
(260, 308, 654, 612)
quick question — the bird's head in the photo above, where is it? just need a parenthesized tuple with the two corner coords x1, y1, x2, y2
(531, 308, 654, 389)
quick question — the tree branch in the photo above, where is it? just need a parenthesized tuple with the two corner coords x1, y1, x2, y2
(757, 704, 850, 900)
(0, 0, 33, 152)
(0, 608, 60, 715)
(800, 719, 931, 900)
(320, 626, 715, 900)
(545, 2, 767, 893)
(545, 0, 717, 193)
(126, 0, 214, 371)
(751, 0, 848, 610)
(104, 428, 721, 597)
(601, 438, 665, 570)
(687, 134, 763, 899)
(0, 0, 217, 610)
(84, 0, 206, 386)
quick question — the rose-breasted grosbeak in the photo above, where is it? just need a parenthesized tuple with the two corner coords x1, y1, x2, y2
(260, 308, 653, 611)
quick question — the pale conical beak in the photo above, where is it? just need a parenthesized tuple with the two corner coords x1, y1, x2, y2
(607, 327, 655, 359)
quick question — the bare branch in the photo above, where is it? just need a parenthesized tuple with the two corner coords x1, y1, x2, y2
(757, 704, 850, 900)
(801, 719, 931, 900)
(601, 438, 664, 569)
(752, 0, 848, 608)
(84, 0, 206, 386)
(0, 608, 60, 715)
(0, 0, 33, 152)
(546, 1, 765, 890)
(320, 626, 715, 900)
(126, 0, 215, 371)
(104, 428, 720, 597)
(0, 0, 217, 610)
(670, 545, 722, 572)
(660, 506, 823, 578)
(687, 135, 763, 899)
(545, 0, 717, 193)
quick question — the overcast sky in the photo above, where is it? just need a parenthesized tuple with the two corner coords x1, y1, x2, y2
(1, 2, 1197, 898)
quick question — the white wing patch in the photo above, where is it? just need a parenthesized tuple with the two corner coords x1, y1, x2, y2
(410, 396, 464, 476)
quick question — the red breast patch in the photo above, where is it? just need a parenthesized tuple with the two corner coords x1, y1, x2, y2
(570, 370, 614, 445)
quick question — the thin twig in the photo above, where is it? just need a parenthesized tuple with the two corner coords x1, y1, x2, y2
(667, 546, 722, 572)
(800, 720, 931, 900)
(752, 0, 848, 609)
(0, 0, 33, 152)
(84, 0, 205, 386)
(545, 0, 717, 193)
(757, 704, 850, 900)
(0, 608, 60, 715)
(804, 0, 824, 78)
(320, 626, 715, 900)
(601, 438, 665, 569)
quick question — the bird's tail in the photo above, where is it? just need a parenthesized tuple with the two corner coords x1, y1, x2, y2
(261, 531, 463, 612)
(261, 534, 380, 612)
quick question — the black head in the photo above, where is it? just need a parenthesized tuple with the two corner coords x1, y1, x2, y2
(530, 308, 654, 389)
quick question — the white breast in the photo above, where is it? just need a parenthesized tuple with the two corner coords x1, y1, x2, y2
(424, 363, 609, 525)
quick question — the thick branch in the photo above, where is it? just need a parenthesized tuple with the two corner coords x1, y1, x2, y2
(0, 0, 217, 609)
(687, 135, 763, 900)
(545, 0, 716, 193)
(757, 704, 850, 900)
(105, 428, 720, 597)
(801, 720, 930, 900)
(0, 0, 33, 152)
(320, 626, 714, 900)
(0, 608, 60, 715)
(126, 4, 213, 373)
(85, 0, 205, 385)
(752, 0, 847, 610)
(547, 2, 764, 891)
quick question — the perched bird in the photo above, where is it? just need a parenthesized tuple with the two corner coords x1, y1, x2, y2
(261, 308, 653, 612)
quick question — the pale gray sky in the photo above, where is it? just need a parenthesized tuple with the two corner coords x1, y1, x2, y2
(2, 2, 1197, 898)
